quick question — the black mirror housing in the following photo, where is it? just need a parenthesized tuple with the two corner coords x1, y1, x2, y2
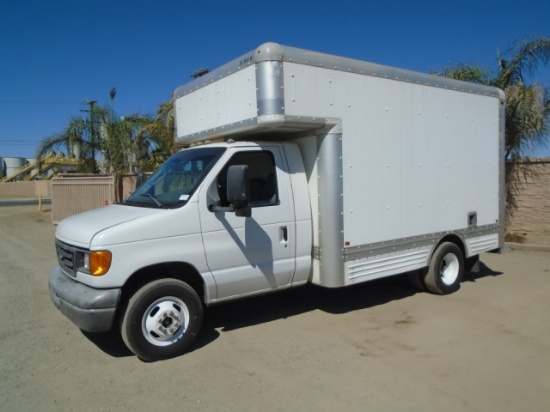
(227, 165, 251, 217)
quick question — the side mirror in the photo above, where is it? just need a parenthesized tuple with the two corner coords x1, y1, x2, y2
(227, 165, 251, 217)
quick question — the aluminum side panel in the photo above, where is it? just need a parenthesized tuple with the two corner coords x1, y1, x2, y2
(316, 129, 345, 287)
(175, 65, 257, 140)
(283, 62, 501, 247)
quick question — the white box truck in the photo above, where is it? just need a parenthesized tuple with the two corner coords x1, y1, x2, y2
(49, 42, 505, 361)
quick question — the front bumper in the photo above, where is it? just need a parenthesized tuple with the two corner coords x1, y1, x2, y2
(49, 266, 121, 332)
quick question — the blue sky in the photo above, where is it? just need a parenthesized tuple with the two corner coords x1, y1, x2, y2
(1, 0, 549, 159)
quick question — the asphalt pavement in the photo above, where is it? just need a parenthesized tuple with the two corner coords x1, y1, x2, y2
(0, 197, 51, 207)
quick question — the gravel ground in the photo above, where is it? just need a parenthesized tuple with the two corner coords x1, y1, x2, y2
(1, 205, 549, 412)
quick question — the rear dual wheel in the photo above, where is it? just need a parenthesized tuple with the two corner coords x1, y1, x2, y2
(424, 242, 464, 295)
(121, 279, 203, 361)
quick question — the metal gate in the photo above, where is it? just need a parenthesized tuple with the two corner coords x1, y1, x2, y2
(51, 175, 114, 224)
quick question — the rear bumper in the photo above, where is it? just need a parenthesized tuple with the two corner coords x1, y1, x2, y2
(49, 266, 121, 332)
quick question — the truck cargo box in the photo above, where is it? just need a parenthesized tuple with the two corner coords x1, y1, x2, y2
(174, 42, 504, 287)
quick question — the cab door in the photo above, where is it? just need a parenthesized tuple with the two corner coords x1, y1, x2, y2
(198, 146, 295, 301)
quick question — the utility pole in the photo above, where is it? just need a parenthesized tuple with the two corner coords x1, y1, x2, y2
(82, 100, 97, 173)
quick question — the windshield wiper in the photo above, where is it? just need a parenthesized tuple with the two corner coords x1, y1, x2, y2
(144, 194, 163, 208)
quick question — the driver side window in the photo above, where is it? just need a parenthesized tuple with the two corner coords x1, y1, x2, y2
(217, 151, 279, 207)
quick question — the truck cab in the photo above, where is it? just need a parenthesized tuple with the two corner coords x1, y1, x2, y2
(50, 141, 312, 361)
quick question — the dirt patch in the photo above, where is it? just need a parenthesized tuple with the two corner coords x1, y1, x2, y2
(1, 204, 549, 411)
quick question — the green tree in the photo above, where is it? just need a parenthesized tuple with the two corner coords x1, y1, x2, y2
(97, 89, 154, 201)
(37, 91, 176, 200)
(437, 37, 550, 216)
(102, 113, 152, 201)
(137, 99, 177, 171)
(35, 104, 103, 173)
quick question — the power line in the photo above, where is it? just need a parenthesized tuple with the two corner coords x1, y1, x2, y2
(1, 142, 40, 146)
(1, 140, 43, 142)
(0, 99, 86, 106)
(1, 138, 45, 143)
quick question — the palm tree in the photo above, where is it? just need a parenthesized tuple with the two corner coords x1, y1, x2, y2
(137, 100, 177, 171)
(37, 91, 176, 200)
(437, 37, 550, 216)
(101, 112, 152, 201)
(35, 113, 98, 173)
(93, 89, 150, 200)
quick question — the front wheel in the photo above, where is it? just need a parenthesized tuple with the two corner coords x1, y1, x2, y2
(424, 242, 464, 295)
(121, 279, 203, 361)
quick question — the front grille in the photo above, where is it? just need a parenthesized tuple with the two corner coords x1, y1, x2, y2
(55, 239, 86, 277)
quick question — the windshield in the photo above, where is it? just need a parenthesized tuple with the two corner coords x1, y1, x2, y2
(125, 147, 226, 208)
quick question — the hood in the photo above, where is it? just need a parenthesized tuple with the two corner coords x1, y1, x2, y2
(56, 205, 164, 247)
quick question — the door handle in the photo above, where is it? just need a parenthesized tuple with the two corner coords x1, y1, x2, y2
(280, 226, 288, 242)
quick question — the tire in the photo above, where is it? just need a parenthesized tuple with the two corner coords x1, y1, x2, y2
(407, 269, 427, 291)
(121, 279, 203, 361)
(424, 242, 464, 295)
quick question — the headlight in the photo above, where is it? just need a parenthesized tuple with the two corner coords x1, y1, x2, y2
(76, 250, 112, 276)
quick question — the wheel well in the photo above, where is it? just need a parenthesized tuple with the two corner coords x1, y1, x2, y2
(118, 262, 205, 320)
(431, 235, 466, 261)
